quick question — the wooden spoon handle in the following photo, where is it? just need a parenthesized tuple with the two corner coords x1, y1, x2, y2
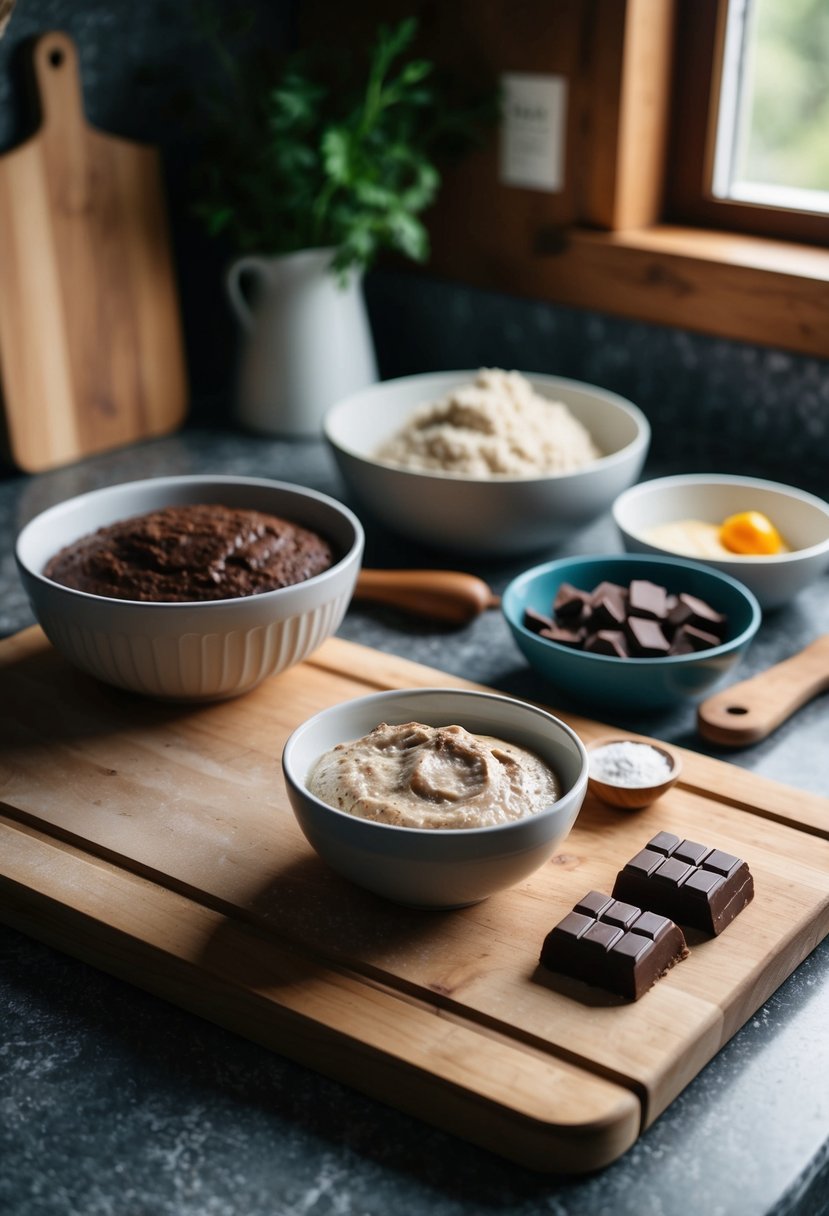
(697, 634, 829, 746)
(354, 569, 499, 624)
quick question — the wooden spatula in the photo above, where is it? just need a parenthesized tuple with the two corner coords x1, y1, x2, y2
(0, 31, 187, 471)
(697, 634, 829, 746)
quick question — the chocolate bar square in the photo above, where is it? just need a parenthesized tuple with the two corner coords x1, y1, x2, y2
(612, 833, 754, 935)
(539, 890, 689, 1001)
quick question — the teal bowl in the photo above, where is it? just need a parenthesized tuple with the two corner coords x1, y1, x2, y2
(502, 554, 761, 711)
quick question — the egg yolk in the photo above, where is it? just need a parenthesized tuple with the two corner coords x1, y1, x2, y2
(719, 511, 783, 555)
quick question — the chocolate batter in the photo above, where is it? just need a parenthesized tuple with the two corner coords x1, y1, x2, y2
(43, 504, 334, 602)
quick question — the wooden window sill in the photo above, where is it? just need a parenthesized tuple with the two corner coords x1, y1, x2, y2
(443, 225, 828, 359)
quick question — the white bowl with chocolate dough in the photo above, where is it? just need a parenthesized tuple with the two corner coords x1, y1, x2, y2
(324, 370, 650, 556)
(16, 475, 363, 700)
(282, 687, 589, 908)
(613, 474, 829, 610)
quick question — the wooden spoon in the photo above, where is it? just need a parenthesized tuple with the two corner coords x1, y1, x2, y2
(354, 569, 499, 624)
(697, 634, 829, 746)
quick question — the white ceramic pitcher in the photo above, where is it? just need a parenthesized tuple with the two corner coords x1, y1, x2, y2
(226, 246, 378, 437)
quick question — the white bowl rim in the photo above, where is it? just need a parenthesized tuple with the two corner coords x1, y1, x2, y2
(282, 686, 589, 838)
(324, 369, 651, 486)
(613, 473, 829, 564)
(502, 552, 762, 666)
(15, 473, 365, 610)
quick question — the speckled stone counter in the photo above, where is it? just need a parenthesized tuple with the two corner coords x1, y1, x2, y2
(2, 428, 828, 1216)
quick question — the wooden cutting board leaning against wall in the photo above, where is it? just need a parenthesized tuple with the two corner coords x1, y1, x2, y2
(0, 31, 187, 471)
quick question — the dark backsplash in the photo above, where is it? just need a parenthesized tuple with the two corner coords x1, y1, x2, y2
(1, 0, 827, 496)
(366, 271, 829, 497)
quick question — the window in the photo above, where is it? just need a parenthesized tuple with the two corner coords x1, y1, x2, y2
(668, 0, 829, 243)
(712, 0, 829, 213)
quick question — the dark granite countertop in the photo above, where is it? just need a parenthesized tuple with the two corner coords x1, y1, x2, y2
(2, 427, 828, 1216)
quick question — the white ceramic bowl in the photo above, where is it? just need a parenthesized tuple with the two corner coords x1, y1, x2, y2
(16, 475, 364, 701)
(613, 474, 829, 611)
(282, 687, 589, 908)
(324, 370, 650, 556)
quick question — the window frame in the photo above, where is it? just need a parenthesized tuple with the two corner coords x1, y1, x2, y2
(666, 0, 829, 246)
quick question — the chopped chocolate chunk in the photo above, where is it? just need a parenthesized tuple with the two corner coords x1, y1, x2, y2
(540, 625, 584, 648)
(628, 579, 668, 620)
(590, 581, 628, 611)
(584, 629, 629, 657)
(540, 890, 689, 1000)
(553, 582, 591, 620)
(626, 616, 671, 657)
(590, 594, 626, 631)
(667, 593, 727, 638)
(612, 833, 754, 935)
(671, 624, 722, 653)
(523, 606, 556, 635)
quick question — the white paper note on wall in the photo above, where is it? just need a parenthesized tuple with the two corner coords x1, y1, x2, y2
(499, 72, 568, 193)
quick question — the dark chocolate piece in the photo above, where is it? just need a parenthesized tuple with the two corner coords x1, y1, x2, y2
(671, 624, 722, 653)
(612, 833, 754, 935)
(553, 582, 591, 620)
(626, 616, 671, 657)
(590, 581, 628, 611)
(539, 625, 584, 648)
(590, 594, 626, 632)
(523, 606, 556, 635)
(539, 890, 689, 1001)
(628, 579, 668, 620)
(667, 593, 727, 638)
(584, 629, 629, 657)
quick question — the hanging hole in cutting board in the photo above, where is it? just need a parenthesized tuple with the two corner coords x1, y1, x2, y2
(725, 706, 749, 716)
(48, 47, 64, 67)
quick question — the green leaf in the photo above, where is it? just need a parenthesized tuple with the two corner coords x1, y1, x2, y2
(190, 6, 497, 272)
(321, 127, 354, 184)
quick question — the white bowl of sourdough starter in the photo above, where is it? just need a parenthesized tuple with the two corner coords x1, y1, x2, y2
(16, 475, 364, 701)
(282, 687, 589, 908)
(325, 370, 650, 557)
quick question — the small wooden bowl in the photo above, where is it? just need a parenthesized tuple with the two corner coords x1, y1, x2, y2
(586, 736, 682, 810)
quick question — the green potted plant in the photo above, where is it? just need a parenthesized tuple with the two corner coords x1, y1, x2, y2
(194, 14, 496, 436)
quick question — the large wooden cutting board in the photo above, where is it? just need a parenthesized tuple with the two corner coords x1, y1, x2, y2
(1, 626, 828, 1172)
(0, 32, 187, 471)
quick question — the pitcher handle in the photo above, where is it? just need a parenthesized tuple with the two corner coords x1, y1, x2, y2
(226, 256, 272, 330)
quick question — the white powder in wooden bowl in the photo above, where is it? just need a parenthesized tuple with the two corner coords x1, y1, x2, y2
(375, 369, 602, 478)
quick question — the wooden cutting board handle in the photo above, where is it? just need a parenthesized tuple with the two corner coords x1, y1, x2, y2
(31, 32, 85, 136)
(354, 569, 499, 624)
(697, 634, 829, 746)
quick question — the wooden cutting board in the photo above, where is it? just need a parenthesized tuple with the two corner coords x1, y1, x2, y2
(0, 32, 187, 471)
(2, 626, 828, 1172)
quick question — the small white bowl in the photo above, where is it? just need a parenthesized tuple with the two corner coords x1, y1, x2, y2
(281, 687, 589, 908)
(325, 370, 650, 556)
(15, 475, 364, 701)
(613, 474, 829, 610)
